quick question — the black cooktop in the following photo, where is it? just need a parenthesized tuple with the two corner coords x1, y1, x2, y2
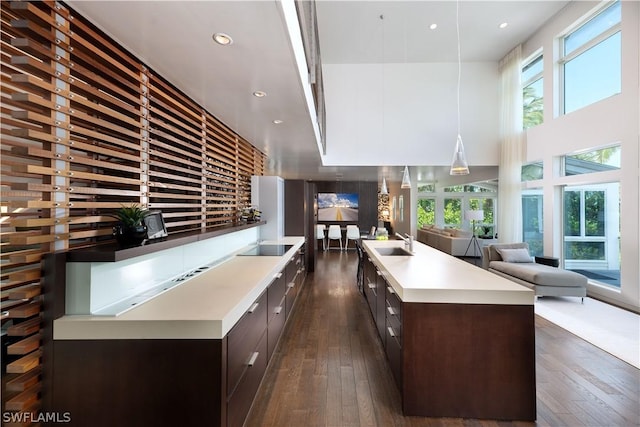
(239, 244, 294, 256)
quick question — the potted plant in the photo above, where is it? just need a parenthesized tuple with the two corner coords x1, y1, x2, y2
(110, 204, 149, 246)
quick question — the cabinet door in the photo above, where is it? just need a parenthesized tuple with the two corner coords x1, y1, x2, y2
(285, 278, 298, 318)
(227, 331, 268, 427)
(268, 272, 286, 321)
(376, 272, 387, 342)
(385, 321, 403, 391)
(267, 295, 286, 359)
(267, 272, 287, 360)
(385, 285, 403, 390)
(227, 291, 267, 395)
(364, 268, 377, 320)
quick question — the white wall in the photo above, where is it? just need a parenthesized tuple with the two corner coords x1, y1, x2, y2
(322, 62, 499, 167)
(522, 1, 639, 311)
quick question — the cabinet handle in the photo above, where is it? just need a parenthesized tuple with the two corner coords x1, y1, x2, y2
(287, 282, 295, 289)
(274, 273, 283, 279)
(247, 352, 259, 367)
(387, 286, 395, 294)
(274, 306, 282, 315)
(368, 283, 376, 289)
(387, 306, 396, 316)
(387, 327, 396, 338)
(248, 302, 259, 313)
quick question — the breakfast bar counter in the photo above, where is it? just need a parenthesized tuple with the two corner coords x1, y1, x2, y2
(360, 239, 536, 421)
(362, 239, 534, 305)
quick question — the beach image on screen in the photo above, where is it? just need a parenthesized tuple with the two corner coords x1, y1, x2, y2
(317, 193, 359, 221)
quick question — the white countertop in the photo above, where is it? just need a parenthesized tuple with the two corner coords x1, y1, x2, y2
(54, 237, 304, 340)
(363, 239, 534, 305)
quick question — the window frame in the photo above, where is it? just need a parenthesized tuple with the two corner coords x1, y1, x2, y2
(522, 52, 544, 129)
(559, 1, 621, 115)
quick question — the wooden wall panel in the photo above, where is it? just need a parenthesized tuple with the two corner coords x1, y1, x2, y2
(0, 1, 265, 422)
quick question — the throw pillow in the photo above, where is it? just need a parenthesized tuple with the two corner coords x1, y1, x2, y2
(496, 248, 533, 263)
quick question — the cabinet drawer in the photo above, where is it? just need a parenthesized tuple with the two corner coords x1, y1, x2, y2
(385, 286, 402, 346)
(267, 272, 286, 321)
(285, 278, 298, 318)
(285, 256, 298, 285)
(227, 291, 267, 395)
(385, 325, 403, 390)
(267, 295, 286, 360)
(227, 331, 268, 427)
(364, 279, 377, 319)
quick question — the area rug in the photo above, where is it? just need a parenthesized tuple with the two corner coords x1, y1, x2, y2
(534, 296, 640, 368)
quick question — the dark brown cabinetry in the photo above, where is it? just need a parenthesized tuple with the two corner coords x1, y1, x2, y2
(227, 289, 269, 427)
(284, 251, 304, 318)
(227, 291, 268, 397)
(385, 284, 402, 390)
(361, 247, 536, 421)
(363, 254, 387, 345)
(50, 249, 306, 427)
(267, 272, 286, 360)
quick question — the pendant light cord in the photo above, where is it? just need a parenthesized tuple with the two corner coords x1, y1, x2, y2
(456, 0, 461, 137)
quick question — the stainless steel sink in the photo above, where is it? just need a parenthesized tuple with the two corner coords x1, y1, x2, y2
(375, 247, 413, 256)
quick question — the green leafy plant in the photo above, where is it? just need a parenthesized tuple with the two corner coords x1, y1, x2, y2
(110, 204, 149, 227)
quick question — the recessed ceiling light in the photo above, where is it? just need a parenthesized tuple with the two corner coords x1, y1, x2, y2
(253, 91, 267, 98)
(499, 22, 509, 29)
(212, 32, 233, 45)
(272, 119, 283, 124)
(429, 23, 437, 30)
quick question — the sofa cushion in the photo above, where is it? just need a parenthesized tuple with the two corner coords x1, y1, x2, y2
(488, 243, 529, 262)
(449, 229, 472, 238)
(489, 261, 588, 288)
(496, 247, 532, 263)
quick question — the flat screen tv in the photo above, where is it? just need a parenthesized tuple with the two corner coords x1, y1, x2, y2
(317, 193, 359, 222)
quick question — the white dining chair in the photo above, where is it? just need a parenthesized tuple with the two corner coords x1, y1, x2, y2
(316, 224, 326, 251)
(345, 225, 360, 250)
(327, 225, 343, 251)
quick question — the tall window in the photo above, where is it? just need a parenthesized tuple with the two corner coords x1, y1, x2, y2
(561, 1, 621, 114)
(522, 54, 543, 129)
(522, 191, 544, 257)
(417, 198, 435, 228)
(469, 198, 495, 237)
(563, 183, 620, 288)
(444, 198, 462, 228)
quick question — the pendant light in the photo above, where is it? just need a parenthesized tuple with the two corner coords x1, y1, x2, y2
(380, 177, 388, 194)
(401, 166, 411, 189)
(450, 0, 470, 176)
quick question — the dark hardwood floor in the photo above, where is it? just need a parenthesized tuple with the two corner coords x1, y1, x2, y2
(246, 251, 640, 427)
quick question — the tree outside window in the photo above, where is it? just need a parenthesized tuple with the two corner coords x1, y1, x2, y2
(444, 199, 462, 227)
(417, 198, 435, 229)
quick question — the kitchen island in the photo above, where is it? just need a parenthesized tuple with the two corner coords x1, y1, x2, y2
(361, 239, 536, 421)
(47, 234, 306, 427)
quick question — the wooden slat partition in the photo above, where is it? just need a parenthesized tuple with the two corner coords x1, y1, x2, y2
(1, 0, 265, 422)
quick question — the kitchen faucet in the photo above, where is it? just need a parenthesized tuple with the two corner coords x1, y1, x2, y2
(395, 232, 414, 253)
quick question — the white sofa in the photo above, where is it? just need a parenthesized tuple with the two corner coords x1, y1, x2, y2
(417, 226, 480, 257)
(482, 242, 587, 303)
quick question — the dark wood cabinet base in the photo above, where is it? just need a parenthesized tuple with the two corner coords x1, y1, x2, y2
(402, 303, 536, 421)
(51, 339, 226, 427)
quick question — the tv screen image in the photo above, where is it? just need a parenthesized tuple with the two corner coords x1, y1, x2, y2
(317, 193, 359, 221)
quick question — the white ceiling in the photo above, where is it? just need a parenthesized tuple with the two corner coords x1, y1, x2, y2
(66, 0, 568, 184)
